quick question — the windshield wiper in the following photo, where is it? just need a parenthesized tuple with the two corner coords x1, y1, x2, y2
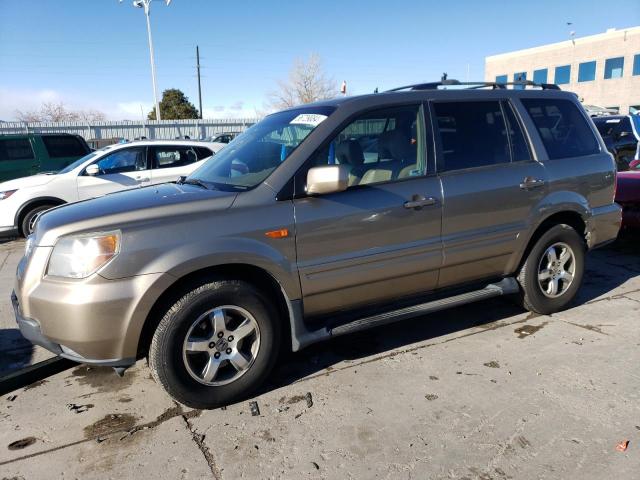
(178, 177, 210, 189)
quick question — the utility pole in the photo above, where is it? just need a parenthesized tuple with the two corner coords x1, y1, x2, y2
(196, 45, 203, 119)
(121, 0, 172, 121)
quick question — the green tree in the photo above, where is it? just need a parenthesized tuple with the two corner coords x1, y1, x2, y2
(148, 88, 199, 120)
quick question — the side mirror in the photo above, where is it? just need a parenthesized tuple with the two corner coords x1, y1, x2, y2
(85, 164, 100, 176)
(306, 165, 349, 195)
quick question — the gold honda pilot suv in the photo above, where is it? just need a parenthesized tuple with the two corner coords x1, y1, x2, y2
(12, 80, 621, 408)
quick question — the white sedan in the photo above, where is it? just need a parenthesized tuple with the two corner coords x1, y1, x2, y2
(0, 140, 224, 237)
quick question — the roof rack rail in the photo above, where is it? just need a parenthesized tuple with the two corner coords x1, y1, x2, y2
(386, 79, 560, 92)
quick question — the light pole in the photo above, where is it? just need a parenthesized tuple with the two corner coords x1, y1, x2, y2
(122, 0, 172, 121)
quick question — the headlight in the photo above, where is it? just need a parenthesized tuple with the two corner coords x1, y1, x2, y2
(0, 189, 17, 200)
(47, 231, 120, 279)
(24, 235, 35, 258)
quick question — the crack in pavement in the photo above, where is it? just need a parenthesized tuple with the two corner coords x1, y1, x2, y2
(560, 320, 609, 336)
(181, 413, 223, 479)
(583, 287, 640, 306)
(0, 403, 201, 467)
(0, 252, 10, 272)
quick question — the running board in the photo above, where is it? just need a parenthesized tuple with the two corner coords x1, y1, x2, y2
(329, 278, 519, 338)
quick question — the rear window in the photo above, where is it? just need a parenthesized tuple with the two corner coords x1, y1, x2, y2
(521, 99, 600, 160)
(42, 135, 88, 158)
(0, 138, 34, 161)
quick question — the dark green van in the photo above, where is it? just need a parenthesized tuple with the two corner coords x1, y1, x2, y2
(0, 133, 91, 182)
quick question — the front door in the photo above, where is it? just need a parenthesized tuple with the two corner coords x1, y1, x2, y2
(432, 99, 548, 288)
(293, 104, 443, 317)
(76, 146, 150, 200)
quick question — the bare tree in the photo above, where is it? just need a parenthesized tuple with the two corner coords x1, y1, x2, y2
(14, 109, 42, 122)
(268, 53, 337, 110)
(14, 102, 107, 123)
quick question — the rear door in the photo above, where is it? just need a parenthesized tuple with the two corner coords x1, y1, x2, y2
(41, 135, 90, 171)
(293, 104, 443, 317)
(76, 146, 150, 200)
(0, 137, 37, 181)
(432, 99, 548, 288)
(148, 145, 210, 184)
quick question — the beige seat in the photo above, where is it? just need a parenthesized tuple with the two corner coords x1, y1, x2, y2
(359, 168, 393, 185)
(398, 163, 418, 179)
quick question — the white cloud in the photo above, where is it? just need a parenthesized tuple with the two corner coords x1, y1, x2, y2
(0, 87, 259, 122)
(0, 86, 152, 121)
(202, 101, 258, 119)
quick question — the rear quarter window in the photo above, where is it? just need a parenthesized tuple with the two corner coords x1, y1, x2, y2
(195, 147, 214, 160)
(521, 98, 600, 160)
(42, 135, 88, 158)
(0, 138, 34, 161)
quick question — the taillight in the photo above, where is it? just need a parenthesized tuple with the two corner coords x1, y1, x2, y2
(613, 171, 617, 202)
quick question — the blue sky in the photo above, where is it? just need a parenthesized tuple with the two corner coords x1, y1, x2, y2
(0, 0, 638, 120)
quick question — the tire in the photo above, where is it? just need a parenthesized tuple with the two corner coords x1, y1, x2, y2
(20, 204, 55, 237)
(517, 224, 585, 315)
(149, 279, 281, 409)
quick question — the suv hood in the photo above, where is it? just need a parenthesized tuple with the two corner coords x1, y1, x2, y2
(36, 183, 237, 246)
(0, 172, 57, 191)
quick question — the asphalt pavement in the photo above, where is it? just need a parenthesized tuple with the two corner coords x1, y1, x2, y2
(0, 236, 638, 479)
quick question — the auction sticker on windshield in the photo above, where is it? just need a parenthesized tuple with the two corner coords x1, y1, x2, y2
(290, 114, 327, 127)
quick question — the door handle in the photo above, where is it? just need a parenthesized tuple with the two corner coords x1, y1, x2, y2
(404, 195, 437, 209)
(136, 176, 150, 183)
(519, 177, 545, 190)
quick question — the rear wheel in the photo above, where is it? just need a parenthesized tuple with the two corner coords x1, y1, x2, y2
(20, 204, 55, 237)
(517, 224, 585, 315)
(149, 280, 281, 409)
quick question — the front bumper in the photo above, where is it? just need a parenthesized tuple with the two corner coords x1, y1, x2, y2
(12, 291, 135, 367)
(14, 246, 173, 363)
(588, 203, 622, 248)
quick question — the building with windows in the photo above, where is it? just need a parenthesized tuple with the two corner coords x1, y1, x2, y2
(485, 26, 640, 114)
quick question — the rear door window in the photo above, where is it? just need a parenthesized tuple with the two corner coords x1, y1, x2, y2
(521, 98, 600, 159)
(0, 138, 34, 161)
(151, 146, 200, 169)
(42, 135, 88, 158)
(433, 101, 510, 171)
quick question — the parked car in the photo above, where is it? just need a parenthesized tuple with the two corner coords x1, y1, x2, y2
(12, 81, 621, 408)
(592, 115, 640, 170)
(0, 133, 91, 182)
(583, 104, 618, 117)
(0, 140, 223, 237)
(86, 137, 125, 150)
(210, 132, 239, 143)
(615, 170, 640, 230)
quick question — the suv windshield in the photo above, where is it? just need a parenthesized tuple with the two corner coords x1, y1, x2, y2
(188, 106, 335, 190)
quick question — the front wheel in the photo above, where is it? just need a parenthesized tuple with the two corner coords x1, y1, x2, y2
(149, 280, 281, 409)
(20, 204, 55, 237)
(517, 224, 585, 315)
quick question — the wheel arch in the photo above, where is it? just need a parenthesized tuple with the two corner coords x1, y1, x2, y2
(15, 196, 66, 234)
(136, 263, 295, 359)
(512, 209, 587, 275)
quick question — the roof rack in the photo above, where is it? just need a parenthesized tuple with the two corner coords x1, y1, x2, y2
(386, 79, 561, 92)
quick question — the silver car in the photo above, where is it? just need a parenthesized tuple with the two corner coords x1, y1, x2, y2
(13, 81, 621, 408)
